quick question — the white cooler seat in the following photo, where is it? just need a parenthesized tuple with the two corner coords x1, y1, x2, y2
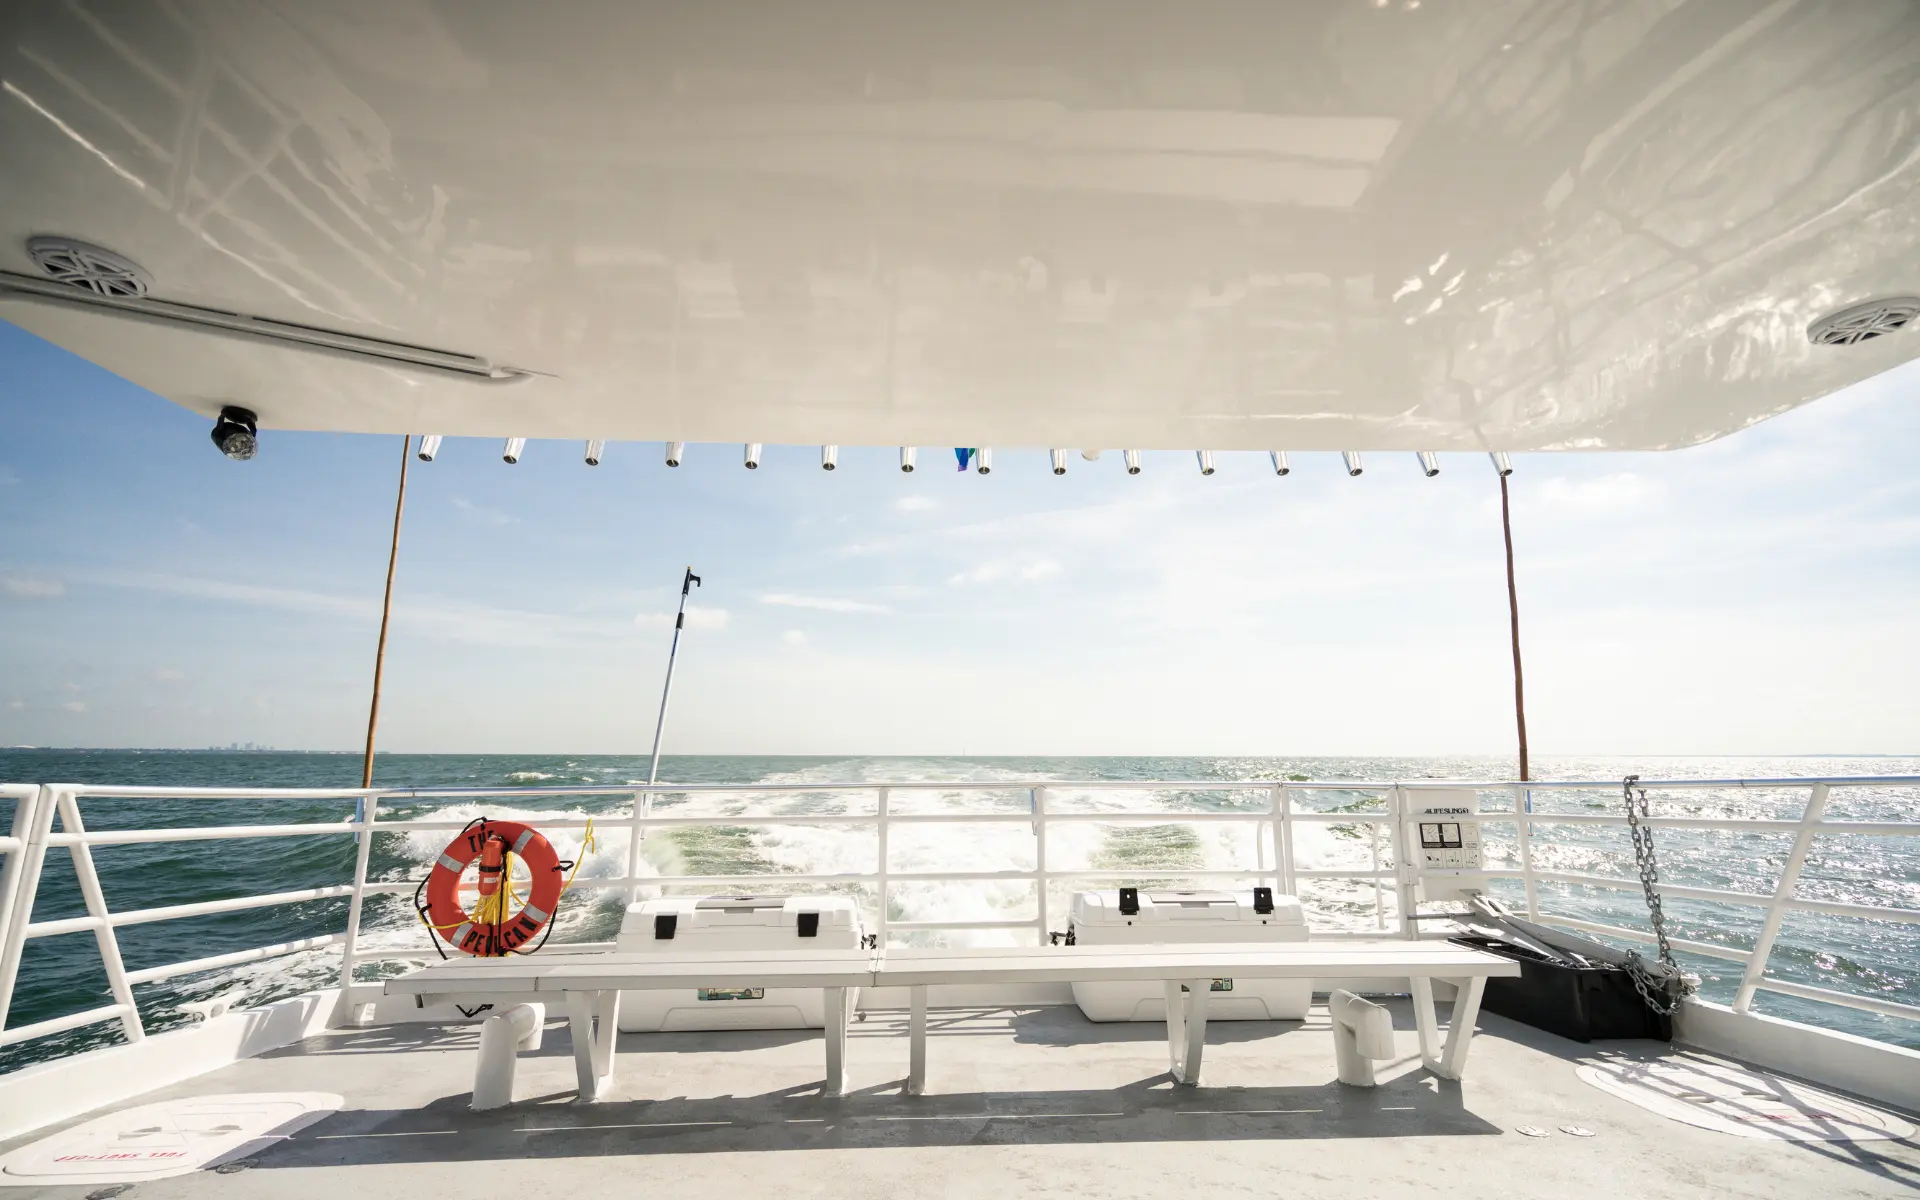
(1067, 888, 1310, 1022)
(615, 894, 865, 1032)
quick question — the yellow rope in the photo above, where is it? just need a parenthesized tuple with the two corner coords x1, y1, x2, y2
(474, 847, 514, 929)
(562, 818, 598, 896)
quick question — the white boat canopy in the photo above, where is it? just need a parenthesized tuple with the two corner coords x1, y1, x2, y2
(2, 1, 1918, 452)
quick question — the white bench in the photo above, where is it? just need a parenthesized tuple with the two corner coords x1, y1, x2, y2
(383, 940, 1519, 1102)
(877, 942, 1520, 1093)
(386, 948, 871, 1100)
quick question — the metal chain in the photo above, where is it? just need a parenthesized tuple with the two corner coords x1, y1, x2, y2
(1622, 774, 1682, 1015)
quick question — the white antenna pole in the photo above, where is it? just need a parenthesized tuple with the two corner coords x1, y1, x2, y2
(648, 566, 701, 787)
(632, 566, 700, 900)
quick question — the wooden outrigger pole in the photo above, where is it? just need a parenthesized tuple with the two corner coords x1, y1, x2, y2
(361, 435, 411, 788)
(1494, 454, 1529, 782)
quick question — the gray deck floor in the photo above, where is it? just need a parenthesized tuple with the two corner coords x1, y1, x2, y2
(8, 1001, 1918, 1198)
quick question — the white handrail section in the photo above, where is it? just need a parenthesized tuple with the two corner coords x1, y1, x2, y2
(0, 785, 45, 1036)
(0, 775, 1913, 1055)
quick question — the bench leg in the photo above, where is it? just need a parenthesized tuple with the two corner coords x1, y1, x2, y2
(473, 1003, 543, 1110)
(595, 990, 620, 1079)
(1329, 990, 1394, 1088)
(1409, 976, 1442, 1067)
(1165, 980, 1185, 1077)
(567, 990, 620, 1101)
(824, 986, 849, 1096)
(1435, 975, 1487, 1080)
(1166, 979, 1212, 1085)
(908, 985, 928, 1096)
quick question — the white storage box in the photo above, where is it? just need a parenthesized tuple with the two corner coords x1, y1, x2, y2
(1067, 888, 1311, 1022)
(615, 894, 865, 1032)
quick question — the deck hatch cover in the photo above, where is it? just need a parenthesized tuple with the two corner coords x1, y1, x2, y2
(0, 1093, 340, 1185)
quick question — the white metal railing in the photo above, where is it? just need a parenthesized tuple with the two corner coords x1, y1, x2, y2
(0, 784, 45, 1040)
(1394, 778, 1920, 1026)
(0, 775, 1914, 1060)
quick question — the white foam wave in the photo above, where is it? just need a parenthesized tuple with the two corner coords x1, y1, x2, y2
(352, 802, 656, 959)
(205, 764, 1396, 1008)
(640, 758, 1398, 941)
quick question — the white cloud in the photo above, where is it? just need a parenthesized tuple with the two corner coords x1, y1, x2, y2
(759, 593, 891, 614)
(61, 700, 86, 714)
(847, 488, 1183, 560)
(154, 667, 185, 682)
(5, 700, 23, 711)
(895, 495, 937, 513)
(634, 606, 730, 631)
(948, 563, 1007, 586)
(451, 496, 515, 526)
(1535, 473, 1656, 512)
(781, 630, 808, 646)
(2, 576, 64, 598)
(85, 568, 670, 648)
(90, 570, 370, 620)
(686, 606, 730, 631)
(948, 559, 1063, 586)
(63, 682, 81, 693)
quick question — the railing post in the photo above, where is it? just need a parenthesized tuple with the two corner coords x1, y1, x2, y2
(0, 786, 51, 1035)
(1512, 783, 1538, 919)
(626, 788, 650, 904)
(1734, 783, 1830, 1013)
(0, 790, 40, 973)
(875, 788, 890, 947)
(1255, 804, 1267, 878)
(1269, 785, 1292, 893)
(1389, 784, 1418, 939)
(1369, 820, 1385, 930)
(1032, 788, 1050, 945)
(56, 790, 144, 1043)
(335, 791, 380, 1027)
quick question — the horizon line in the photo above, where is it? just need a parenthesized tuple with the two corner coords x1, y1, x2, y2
(4, 747, 1915, 759)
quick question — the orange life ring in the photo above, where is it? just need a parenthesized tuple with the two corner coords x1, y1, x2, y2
(423, 819, 564, 956)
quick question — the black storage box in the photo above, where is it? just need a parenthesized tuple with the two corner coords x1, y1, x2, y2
(1449, 935, 1672, 1042)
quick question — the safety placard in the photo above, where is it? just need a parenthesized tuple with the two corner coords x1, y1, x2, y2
(0, 1093, 340, 1186)
(1411, 789, 1484, 902)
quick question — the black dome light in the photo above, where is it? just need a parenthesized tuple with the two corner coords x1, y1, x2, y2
(210, 406, 258, 460)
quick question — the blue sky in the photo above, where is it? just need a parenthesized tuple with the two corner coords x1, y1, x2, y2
(1, 318, 1916, 757)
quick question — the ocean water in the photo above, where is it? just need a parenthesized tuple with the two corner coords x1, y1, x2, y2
(0, 749, 1914, 1075)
